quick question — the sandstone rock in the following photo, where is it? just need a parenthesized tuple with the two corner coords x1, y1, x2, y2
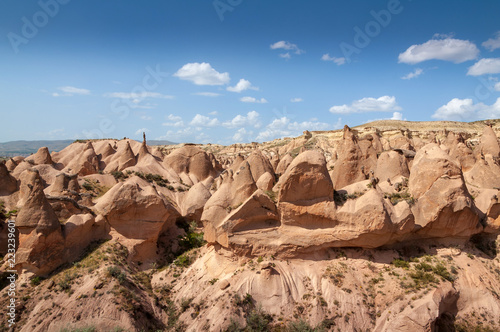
(206, 189, 279, 248)
(95, 176, 179, 262)
(0, 162, 17, 194)
(246, 149, 275, 183)
(25, 147, 53, 165)
(331, 125, 377, 189)
(181, 182, 212, 222)
(275, 153, 293, 176)
(374, 150, 410, 182)
(479, 125, 500, 157)
(256, 172, 274, 191)
(278, 150, 332, 204)
(202, 162, 257, 234)
(163, 145, 217, 184)
(409, 144, 481, 238)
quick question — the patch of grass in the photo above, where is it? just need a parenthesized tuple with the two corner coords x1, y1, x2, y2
(106, 266, 126, 284)
(264, 190, 277, 203)
(392, 258, 410, 269)
(384, 191, 416, 206)
(59, 326, 97, 332)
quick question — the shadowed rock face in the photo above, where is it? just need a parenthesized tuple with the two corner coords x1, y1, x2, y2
(0, 162, 17, 194)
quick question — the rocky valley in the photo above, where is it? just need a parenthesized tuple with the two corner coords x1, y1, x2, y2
(1, 119, 500, 331)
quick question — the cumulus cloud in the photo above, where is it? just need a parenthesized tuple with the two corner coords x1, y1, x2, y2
(232, 128, 255, 143)
(390, 112, 404, 120)
(189, 114, 220, 127)
(329, 96, 402, 114)
(193, 92, 221, 97)
(483, 31, 500, 51)
(256, 117, 336, 142)
(162, 114, 185, 127)
(222, 111, 261, 129)
(173, 62, 230, 85)
(227, 79, 259, 93)
(52, 86, 90, 97)
(270, 40, 304, 55)
(467, 58, 500, 76)
(290, 98, 303, 103)
(321, 54, 346, 65)
(432, 97, 500, 121)
(398, 38, 479, 64)
(401, 68, 423, 80)
(240, 96, 268, 103)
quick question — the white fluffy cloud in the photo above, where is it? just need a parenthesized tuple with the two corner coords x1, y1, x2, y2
(223, 111, 261, 128)
(467, 58, 500, 76)
(193, 92, 221, 97)
(240, 96, 268, 103)
(329, 96, 401, 114)
(495, 82, 500, 92)
(189, 114, 220, 127)
(401, 68, 423, 80)
(135, 128, 149, 136)
(173, 62, 230, 85)
(321, 54, 346, 65)
(227, 79, 258, 93)
(256, 117, 336, 142)
(432, 97, 500, 121)
(290, 98, 303, 103)
(270, 40, 304, 54)
(390, 112, 404, 120)
(162, 114, 185, 127)
(483, 31, 500, 51)
(398, 38, 479, 64)
(52, 86, 90, 97)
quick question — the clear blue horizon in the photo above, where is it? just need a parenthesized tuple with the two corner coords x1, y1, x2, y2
(1, 0, 500, 144)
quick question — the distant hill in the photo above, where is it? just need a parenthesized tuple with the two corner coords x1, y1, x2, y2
(0, 139, 176, 157)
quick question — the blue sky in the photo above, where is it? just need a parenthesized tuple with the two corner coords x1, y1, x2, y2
(1, 0, 500, 144)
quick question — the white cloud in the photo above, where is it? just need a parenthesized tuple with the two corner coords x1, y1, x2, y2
(227, 79, 259, 93)
(467, 58, 500, 76)
(162, 114, 185, 127)
(279, 53, 291, 59)
(270, 41, 304, 55)
(173, 62, 230, 85)
(391, 112, 404, 120)
(193, 92, 221, 97)
(223, 111, 261, 129)
(240, 96, 268, 103)
(104, 92, 174, 99)
(483, 31, 500, 51)
(432, 97, 500, 121)
(208, 111, 218, 116)
(135, 128, 149, 136)
(321, 54, 346, 65)
(401, 68, 423, 80)
(329, 96, 402, 114)
(53, 86, 90, 97)
(189, 114, 220, 127)
(140, 115, 152, 120)
(232, 128, 254, 143)
(256, 117, 336, 142)
(398, 38, 479, 64)
(290, 98, 303, 103)
(495, 82, 500, 92)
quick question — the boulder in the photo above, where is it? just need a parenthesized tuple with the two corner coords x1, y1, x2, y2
(278, 150, 333, 204)
(25, 147, 53, 165)
(409, 144, 481, 238)
(163, 145, 217, 184)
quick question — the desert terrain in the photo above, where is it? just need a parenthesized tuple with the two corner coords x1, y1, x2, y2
(1, 119, 500, 331)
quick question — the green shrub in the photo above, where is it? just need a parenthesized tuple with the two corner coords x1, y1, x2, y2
(106, 266, 126, 284)
(287, 320, 315, 332)
(246, 307, 273, 331)
(392, 258, 410, 269)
